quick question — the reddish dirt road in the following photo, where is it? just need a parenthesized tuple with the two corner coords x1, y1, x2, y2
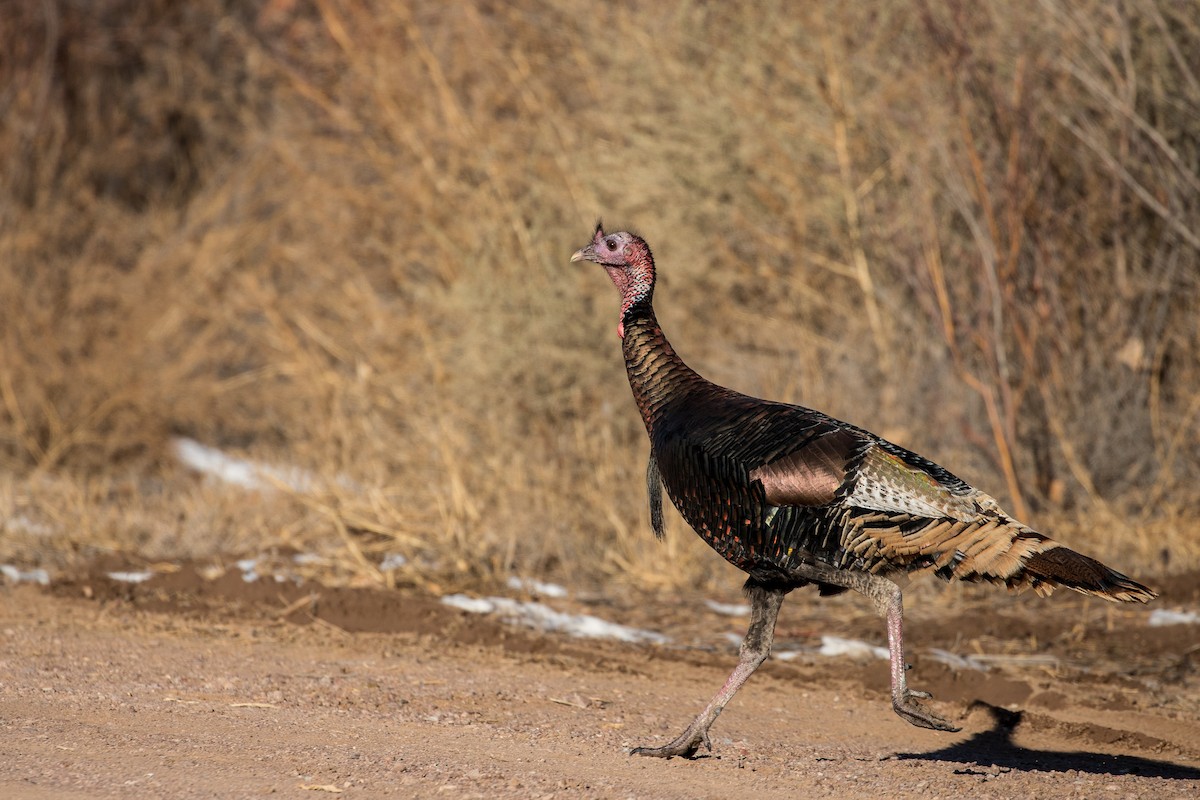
(2, 566, 1199, 798)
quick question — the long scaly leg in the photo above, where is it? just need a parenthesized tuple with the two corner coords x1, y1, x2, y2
(786, 563, 960, 732)
(632, 581, 786, 758)
(868, 578, 960, 731)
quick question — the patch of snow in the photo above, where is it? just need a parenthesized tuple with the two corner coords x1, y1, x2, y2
(1148, 608, 1200, 627)
(379, 553, 408, 571)
(771, 636, 888, 662)
(107, 571, 153, 584)
(236, 558, 259, 583)
(441, 595, 499, 615)
(172, 437, 315, 492)
(506, 576, 568, 598)
(292, 553, 325, 566)
(721, 632, 744, 648)
(816, 635, 888, 660)
(925, 648, 989, 671)
(441, 594, 668, 645)
(704, 599, 751, 616)
(969, 653, 1060, 668)
(1, 564, 50, 585)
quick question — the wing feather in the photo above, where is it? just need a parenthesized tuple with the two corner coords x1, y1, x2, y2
(846, 447, 984, 520)
(749, 428, 865, 507)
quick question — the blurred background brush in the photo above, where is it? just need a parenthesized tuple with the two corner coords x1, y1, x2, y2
(0, 0, 1196, 594)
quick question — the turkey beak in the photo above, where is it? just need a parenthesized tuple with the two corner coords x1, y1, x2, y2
(573, 222, 605, 262)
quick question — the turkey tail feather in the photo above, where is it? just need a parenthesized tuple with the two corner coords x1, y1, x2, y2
(846, 509, 1157, 603)
(1021, 546, 1156, 603)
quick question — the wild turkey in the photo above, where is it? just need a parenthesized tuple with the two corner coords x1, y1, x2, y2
(571, 223, 1156, 758)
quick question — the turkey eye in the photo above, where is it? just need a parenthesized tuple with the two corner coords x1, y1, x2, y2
(605, 238, 618, 250)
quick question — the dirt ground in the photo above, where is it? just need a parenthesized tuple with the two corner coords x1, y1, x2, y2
(2, 563, 1198, 799)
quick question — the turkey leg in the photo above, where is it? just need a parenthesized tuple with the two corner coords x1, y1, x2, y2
(874, 578, 960, 731)
(631, 582, 785, 758)
(789, 563, 960, 732)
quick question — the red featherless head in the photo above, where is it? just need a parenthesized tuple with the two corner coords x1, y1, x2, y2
(571, 222, 655, 338)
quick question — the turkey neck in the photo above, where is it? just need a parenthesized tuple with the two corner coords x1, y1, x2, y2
(620, 301, 706, 434)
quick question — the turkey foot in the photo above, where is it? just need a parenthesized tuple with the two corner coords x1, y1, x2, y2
(893, 688, 960, 732)
(872, 578, 962, 732)
(630, 726, 711, 759)
(630, 583, 784, 758)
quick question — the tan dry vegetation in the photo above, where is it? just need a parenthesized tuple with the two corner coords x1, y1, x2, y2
(1, 0, 1197, 592)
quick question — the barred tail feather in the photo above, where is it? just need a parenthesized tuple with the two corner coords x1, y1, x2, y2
(850, 510, 1157, 603)
(1020, 546, 1156, 603)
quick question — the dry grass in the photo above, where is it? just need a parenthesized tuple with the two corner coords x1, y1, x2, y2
(1, 0, 1197, 593)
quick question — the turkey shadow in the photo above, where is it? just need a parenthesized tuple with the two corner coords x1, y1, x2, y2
(897, 702, 1200, 780)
